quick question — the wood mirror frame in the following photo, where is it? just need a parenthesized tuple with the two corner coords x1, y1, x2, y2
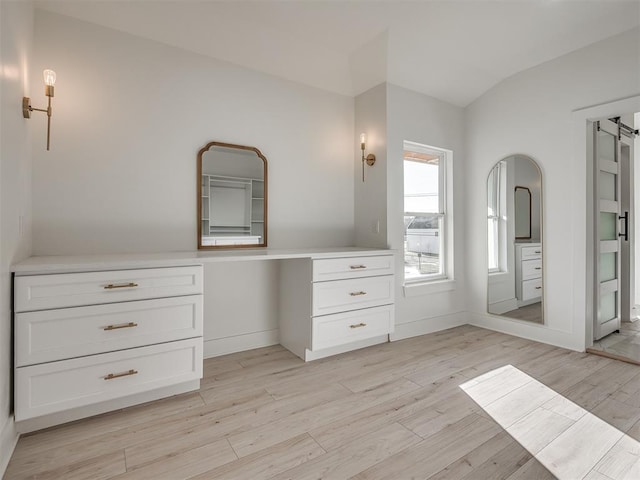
(514, 186, 532, 240)
(197, 141, 268, 250)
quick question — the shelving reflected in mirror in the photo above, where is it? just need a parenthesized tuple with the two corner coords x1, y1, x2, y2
(198, 141, 267, 249)
(487, 155, 543, 324)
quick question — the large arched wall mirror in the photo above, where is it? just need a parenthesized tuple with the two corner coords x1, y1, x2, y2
(197, 141, 268, 249)
(487, 155, 543, 324)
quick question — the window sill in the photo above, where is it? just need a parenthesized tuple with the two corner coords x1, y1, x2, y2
(403, 279, 456, 297)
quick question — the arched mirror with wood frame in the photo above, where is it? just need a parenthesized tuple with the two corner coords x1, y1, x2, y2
(487, 155, 543, 324)
(198, 141, 268, 249)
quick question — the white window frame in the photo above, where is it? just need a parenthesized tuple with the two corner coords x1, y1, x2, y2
(403, 141, 453, 286)
(487, 160, 507, 274)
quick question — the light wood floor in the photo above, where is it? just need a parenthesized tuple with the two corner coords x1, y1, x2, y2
(589, 320, 640, 364)
(503, 302, 543, 324)
(5, 325, 640, 480)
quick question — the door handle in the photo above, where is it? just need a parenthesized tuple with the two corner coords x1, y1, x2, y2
(619, 212, 629, 242)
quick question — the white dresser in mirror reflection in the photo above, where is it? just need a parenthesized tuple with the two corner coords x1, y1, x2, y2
(515, 242, 542, 306)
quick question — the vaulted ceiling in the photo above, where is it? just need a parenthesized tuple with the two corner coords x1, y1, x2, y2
(36, 1, 640, 107)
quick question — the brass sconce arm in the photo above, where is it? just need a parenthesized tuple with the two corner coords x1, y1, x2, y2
(22, 69, 56, 151)
(360, 133, 376, 182)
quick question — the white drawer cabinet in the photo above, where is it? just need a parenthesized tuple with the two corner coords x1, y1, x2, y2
(520, 245, 543, 261)
(15, 266, 203, 312)
(15, 296, 203, 367)
(521, 259, 542, 280)
(312, 305, 394, 351)
(16, 338, 202, 422)
(312, 255, 394, 281)
(312, 276, 394, 316)
(14, 265, 204, 432)
(515, 243, 542, 306)
(522, 278, 543, 301)
(279, 253, 395, 362)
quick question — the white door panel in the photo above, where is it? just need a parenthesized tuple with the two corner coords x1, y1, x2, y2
(594, 122, 621, 340)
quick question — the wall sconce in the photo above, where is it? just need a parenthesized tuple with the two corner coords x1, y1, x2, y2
(23, 69, 56, 151)
(360, 133, 376, 182)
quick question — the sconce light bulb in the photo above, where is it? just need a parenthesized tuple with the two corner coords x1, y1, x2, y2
(43, 69, 56, 86)
(360, 133, 366, 145)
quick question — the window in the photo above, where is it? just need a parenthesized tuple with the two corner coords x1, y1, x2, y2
(403, 142, 449, 282)
(487, 161, 507, 273)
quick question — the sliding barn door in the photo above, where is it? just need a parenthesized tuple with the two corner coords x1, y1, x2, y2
(593, 120, 622, 340)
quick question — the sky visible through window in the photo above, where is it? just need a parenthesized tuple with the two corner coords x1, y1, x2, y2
(404, 156, 442, 279)
(404, 160, 439, 214)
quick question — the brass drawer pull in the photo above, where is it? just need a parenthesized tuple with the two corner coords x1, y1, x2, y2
(534, 267, 542, 270)
(350, 265, 367, 270)
(534, 251, 541, 254)
(349, 291, 367, 297)
(535, 286, 542, 290)
(350, 323, 367, 329)
(103, 322, 138, 331)
(104, 369, 138, 380)
(104, 282, 139, 290)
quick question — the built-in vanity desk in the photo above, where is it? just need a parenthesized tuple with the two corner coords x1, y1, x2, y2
(12, 247, 394, 432)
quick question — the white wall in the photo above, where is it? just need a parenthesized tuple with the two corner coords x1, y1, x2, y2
(202, 260, 279, 356)
(0, 0, 33, 473)
(387, 85, 467, 337)
(355, 83, 468, 339)
(32, 10, 354, 254)
(466, 27, 640, 350)
(354, 83, 387, 248)
(31, 10, 355, 355)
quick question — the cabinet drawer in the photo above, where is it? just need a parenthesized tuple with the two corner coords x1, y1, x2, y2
(312, 275, 394, 316)
(15, 296, 203, 367)
(521, 246, 542, 260)
(312, 305, 394, 351)
(313, 255, 394, 282)
(15, 338, 202, 421)
(15, 266, 203, 312)
(522, 278, 543, 301)
(522, 259, 542, 280)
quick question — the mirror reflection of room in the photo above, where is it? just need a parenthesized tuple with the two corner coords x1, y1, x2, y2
(487, 155, 543, 323)
(199, 143, 267, 249)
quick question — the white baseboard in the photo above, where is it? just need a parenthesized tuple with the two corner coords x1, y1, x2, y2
(488, 298, 518, 315)
(204, 329, 279, 358)
(468, 311, 582, 352)
(390, 311, 468, 341)
(1, 415, 18, 477)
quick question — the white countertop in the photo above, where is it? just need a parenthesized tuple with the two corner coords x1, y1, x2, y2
(12, 247, 395, 275)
